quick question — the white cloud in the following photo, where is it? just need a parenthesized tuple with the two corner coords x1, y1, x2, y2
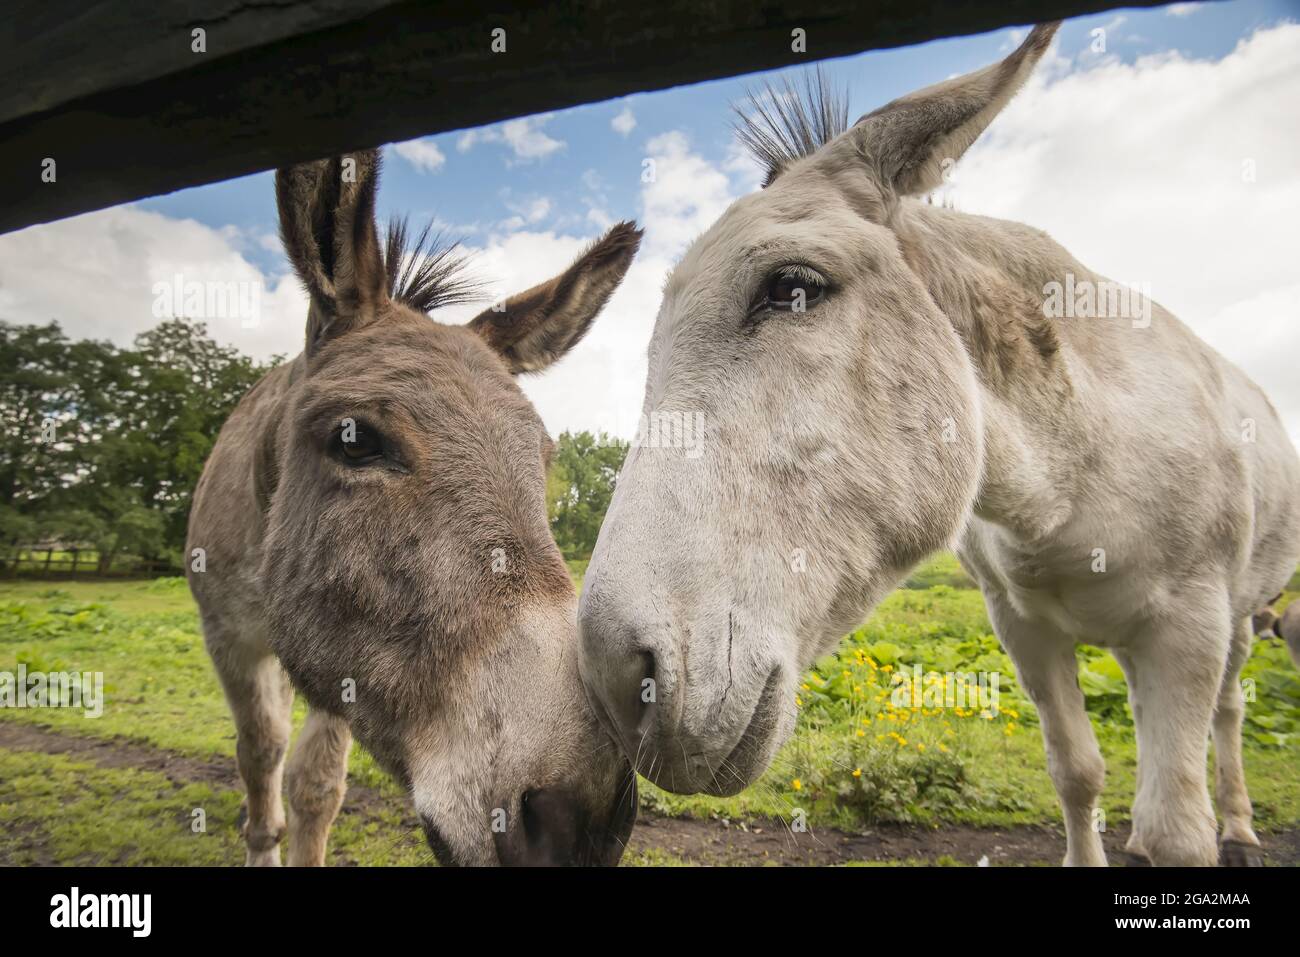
(640, 131, 737, 258)
(611, 105, 636, 137)
(497, 195, 553, 232)
(0, 206, 307, 361)
(434, 228, 666, 438)
(457, 114, 565, 164)
(1165, 3, 1204, 16)
(947, 23, 1300, 445)
(392, 137, 447, 173)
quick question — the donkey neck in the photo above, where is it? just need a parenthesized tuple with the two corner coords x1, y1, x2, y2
(893, 201, 1094, 542)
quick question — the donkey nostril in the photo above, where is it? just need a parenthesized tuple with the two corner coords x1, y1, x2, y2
(634, 650, 658, 734)
(518, 788, 544, 841)
(506, 787, 583, 866)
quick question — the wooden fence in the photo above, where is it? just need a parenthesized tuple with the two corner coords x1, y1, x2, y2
(2, 547, 182, 580)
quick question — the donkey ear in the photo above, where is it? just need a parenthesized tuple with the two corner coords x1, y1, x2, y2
(852, 22, 1058, 197)
(468, 221, 642, 374)
(276, 150, 389, 356)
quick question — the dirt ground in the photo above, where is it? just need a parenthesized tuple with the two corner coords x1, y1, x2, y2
(3, 721, 1297, 867)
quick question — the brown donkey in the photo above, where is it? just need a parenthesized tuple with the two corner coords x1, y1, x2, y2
(187, 150, 641, 866)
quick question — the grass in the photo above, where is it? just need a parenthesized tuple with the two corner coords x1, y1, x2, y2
(0, 748, 431, 866)
(1, 556, 1298, 865)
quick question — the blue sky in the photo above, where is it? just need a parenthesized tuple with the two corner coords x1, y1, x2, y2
(3, 0, 1298, 442)
(135, 0, 1296, 277)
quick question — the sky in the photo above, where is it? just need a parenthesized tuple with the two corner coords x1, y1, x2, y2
(2, 0, 1298, 444)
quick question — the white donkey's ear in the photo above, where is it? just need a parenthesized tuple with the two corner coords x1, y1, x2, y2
(276, 150, 389, 356)
(469, 221, 642, 374)
(853, 22, 1058, 197)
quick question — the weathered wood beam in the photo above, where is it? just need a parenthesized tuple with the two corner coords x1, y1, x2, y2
(0, 0, 1167, 234)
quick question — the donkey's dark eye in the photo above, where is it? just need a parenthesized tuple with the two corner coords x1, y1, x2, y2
(762, 265, 827, 313)
(334, 424, 385, 465)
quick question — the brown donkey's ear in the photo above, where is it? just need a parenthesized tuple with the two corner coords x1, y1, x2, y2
(276, 150, 389, 356)
(468, 221, 642, 374)
(849, 22, 1058, 197)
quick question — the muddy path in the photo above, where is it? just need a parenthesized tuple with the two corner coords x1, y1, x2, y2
(3, 721, 1297, 867)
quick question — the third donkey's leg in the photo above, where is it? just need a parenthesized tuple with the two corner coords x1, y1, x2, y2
(1212, 617, 1264, 866)
(209, 639, 293, 866)
(987, 594, 1107, 866)
(285, 709, 352, 866)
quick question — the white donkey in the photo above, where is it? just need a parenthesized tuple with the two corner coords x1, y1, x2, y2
(578, 22, 1300, 866)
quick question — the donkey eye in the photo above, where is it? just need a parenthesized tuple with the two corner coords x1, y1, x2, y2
(762, 265, 827, 312)
(334, 424, 386, 465)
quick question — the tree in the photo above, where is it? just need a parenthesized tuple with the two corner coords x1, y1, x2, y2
(547, 431, 629, 560)
(0, 318, 276, 569)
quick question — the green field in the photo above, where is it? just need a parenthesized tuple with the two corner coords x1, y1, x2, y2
(2, 556, 1298, 866)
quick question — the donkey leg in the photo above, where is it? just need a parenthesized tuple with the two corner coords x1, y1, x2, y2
(988, 596, 1107, 866)
(285, 709, 352, 866)
(209, 637, 293, 866)
(1124, 600, 1228, 867)
(1112, 649, 1153, 864)
(1212, 617, 1263, 866)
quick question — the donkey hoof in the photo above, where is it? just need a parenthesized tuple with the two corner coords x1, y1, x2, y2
(1122, 850, 1152, 867)
(1219, 840, 1265, 867)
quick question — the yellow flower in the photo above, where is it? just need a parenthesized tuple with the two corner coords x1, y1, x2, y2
(938, 743, 950, 753)
(916, 743, 926, 752)
(792, 778, 802, 791)
(852, 768, 862, 778)
(801, 683, 810, 691)
(795, 695, 803, 708)
(856, 729, 865, 738)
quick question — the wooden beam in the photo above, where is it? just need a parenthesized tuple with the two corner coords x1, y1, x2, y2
(0, 0, 1165, 235)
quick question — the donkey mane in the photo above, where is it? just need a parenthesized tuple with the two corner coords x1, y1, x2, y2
(733, 67, 849, 187)
(382, 217, 481, 314)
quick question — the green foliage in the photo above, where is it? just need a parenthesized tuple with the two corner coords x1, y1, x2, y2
(0, 319, 277, 568)
(546, 430, 628, 560)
